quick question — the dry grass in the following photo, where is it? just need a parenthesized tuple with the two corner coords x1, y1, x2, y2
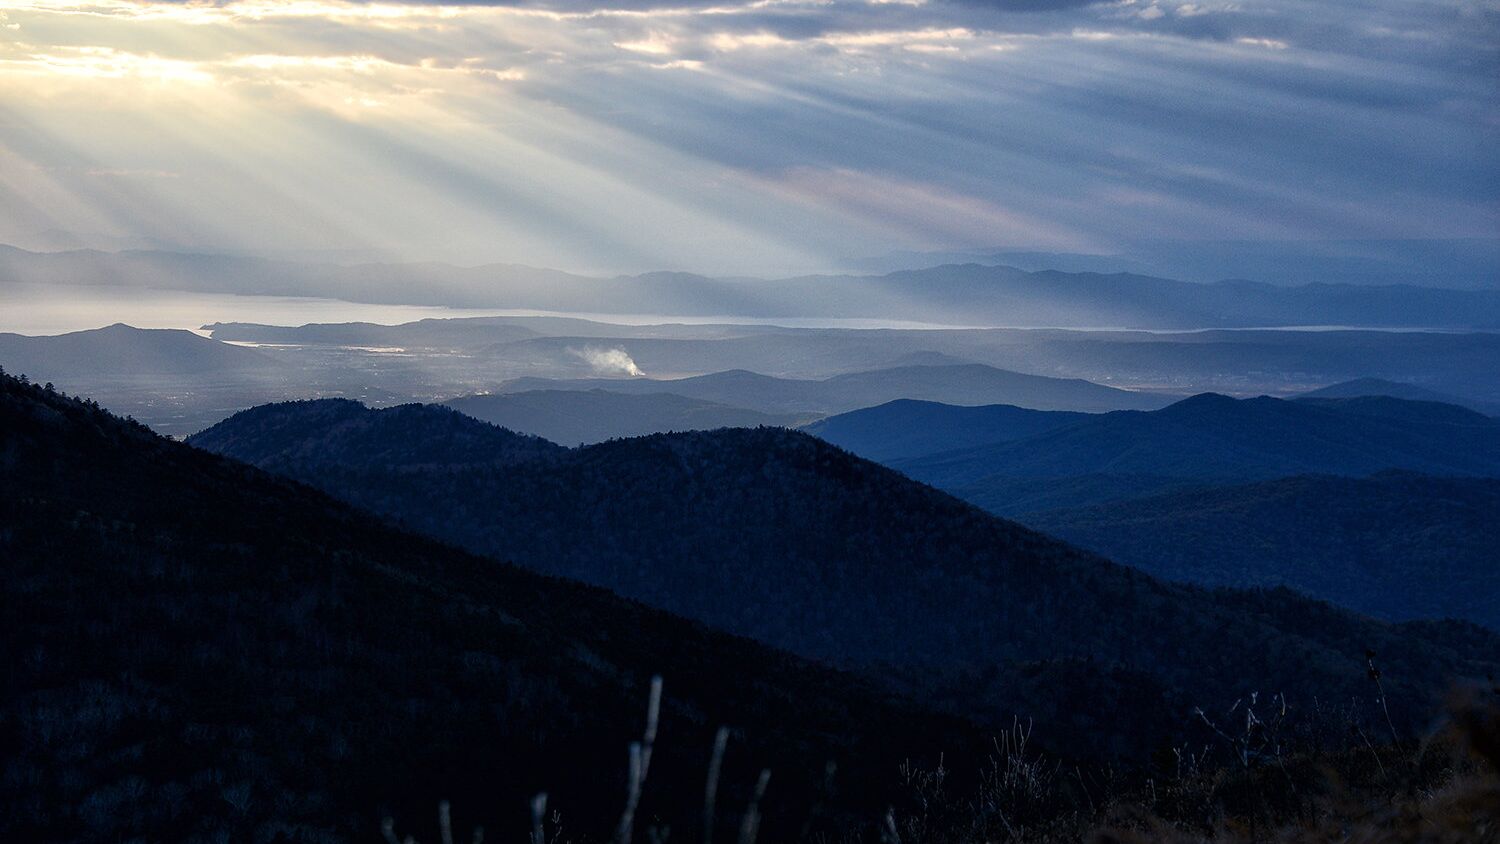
(385, 686, 1500, 844)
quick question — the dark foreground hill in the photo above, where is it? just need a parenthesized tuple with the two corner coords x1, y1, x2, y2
(445, 389, 808, 445)
(0, 372, 989, 842)
(192, 400, 1500, 757)
(1026, 472, 1500, 631)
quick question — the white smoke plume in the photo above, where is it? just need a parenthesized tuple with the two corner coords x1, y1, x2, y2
(569, 346, 644, 377)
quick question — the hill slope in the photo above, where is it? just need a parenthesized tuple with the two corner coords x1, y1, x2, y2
(1026, 473, 1500, 631)
(444, 389, 808, 445)
(804, 399, 1089, 462)
(0, 374, 976, 842)
(0, 323, 285, 381)
(897, 393, 1500, 490)
(192, 399, 1500, 752)
(1299, 378, 1500, 416)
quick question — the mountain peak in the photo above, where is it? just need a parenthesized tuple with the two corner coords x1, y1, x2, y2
(1156, 392, 1240, 416)
(189, 399, 565, 469)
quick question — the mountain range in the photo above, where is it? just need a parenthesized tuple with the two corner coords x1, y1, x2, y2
(495, 364, 1169, 416)
(894, 393, 1500, 491)
(8, 245, 1500, 329)
(190, 398, 1500, 758)
(9, 312, 1498, 441)
(853, 238, 1500, 290)
(804, 393, 1500, 629)
(203, 319, 1500, 409)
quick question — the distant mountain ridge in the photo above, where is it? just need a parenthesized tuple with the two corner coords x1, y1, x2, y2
(0, 323, 284, 381)
(496, 363, 1169, 415)
(852, 239, 1500, 290)
(204, 318, 1500, 408)
(7, 244, 1500, 329)
(202, 317, 540, 348)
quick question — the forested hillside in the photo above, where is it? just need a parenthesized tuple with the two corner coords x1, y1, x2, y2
(1026, 472, 1500, 630)
(192, 399, 1500, 758)
(896, 393, 1500, 489)
(803, 399, 1087, 462)
(0, 372, 980, 842)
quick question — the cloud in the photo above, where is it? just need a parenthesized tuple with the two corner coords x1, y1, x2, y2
(0, 0, 1494, 273)
(941, 0, 1104, 11)
(570, 346, 646, 376)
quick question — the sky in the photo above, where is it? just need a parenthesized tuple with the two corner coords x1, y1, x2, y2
(0, 0, 1496, 275)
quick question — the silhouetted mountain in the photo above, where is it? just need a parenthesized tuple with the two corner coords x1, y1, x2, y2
(9, 245, 1500, 329)
(1026, 473, 1500, 631)
(443, 390, 808, 445)
(803, 400, 1089, 462)
(499, 364, 1167, 415)
(187, 397, 566, 470)
(191, 399, 1500, 757)
(1299, 378, 1500, 416)
(0, 371, 983, 842)
(0, 323, 284, 381)
(897, 393, 1500, 490)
